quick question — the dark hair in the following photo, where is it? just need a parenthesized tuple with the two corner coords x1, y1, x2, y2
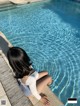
(7, 47, 32, 79)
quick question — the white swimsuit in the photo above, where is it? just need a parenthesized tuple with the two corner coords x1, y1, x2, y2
(18, 71, 41, 100)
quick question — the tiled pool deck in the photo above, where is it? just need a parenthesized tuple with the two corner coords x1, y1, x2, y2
(0, 31, 64, 106)
(0, 82, 11, 106)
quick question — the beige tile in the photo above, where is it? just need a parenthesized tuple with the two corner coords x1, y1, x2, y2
(0, 83, 11, 106)
(28, 95, 39, 105)
(0, 95, 11, 106)
(34, 101, 44, 106)
(0, 83, 6, 97)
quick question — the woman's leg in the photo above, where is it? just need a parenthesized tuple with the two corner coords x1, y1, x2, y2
(36, 75, 52, 94)
(37, 71, 48, 80)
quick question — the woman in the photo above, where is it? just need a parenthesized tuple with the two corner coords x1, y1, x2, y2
(7, 47, 52, 105)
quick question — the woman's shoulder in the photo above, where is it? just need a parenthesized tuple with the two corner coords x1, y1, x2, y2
(21, 75, 29, 85)
(20, 70, 35, 84)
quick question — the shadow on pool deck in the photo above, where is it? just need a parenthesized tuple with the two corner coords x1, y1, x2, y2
(0, 36, 9, 57)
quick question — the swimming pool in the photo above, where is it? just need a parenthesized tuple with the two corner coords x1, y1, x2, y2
(0, 0, 80, 105)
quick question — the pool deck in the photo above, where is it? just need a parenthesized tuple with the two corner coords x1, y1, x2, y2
(0, 31, 64, 106)
(0, 0, 11, 4)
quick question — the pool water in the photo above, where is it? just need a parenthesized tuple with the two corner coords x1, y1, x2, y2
(0, 0, 80, 105)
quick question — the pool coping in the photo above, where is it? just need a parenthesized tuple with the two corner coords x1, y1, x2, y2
(9, 0, 44, 4)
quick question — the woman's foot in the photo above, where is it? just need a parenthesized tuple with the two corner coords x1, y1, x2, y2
(40, 93, 50, 105)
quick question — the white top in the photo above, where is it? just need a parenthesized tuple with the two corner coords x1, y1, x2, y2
(18, 71, 41, 100)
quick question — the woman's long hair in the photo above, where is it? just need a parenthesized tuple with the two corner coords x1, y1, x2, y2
(7, 47, 32, 79)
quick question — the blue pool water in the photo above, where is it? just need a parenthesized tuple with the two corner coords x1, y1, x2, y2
(0, 0, 80, 105)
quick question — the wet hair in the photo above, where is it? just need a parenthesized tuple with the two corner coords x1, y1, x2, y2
(7, 47, 32, 79)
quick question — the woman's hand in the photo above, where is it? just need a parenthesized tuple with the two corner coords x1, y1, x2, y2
(40, 93, 50, 105)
